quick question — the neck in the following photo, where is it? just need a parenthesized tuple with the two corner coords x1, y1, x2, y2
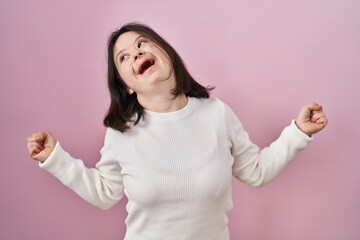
(138, 94, 188, 113)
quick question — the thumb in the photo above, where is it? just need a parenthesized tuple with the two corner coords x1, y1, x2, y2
(298, 102, 322, 122)
(306, 102, 322, 112)
(33, 148, 54, 162)
(35, 131, 48, 142)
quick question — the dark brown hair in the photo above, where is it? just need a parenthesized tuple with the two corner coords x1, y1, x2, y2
(103, 23, 214, 132)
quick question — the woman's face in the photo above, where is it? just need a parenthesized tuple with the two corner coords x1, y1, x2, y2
(113, 31, 175, 96)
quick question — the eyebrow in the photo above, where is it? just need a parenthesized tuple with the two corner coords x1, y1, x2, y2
(115, 35, 143, 60)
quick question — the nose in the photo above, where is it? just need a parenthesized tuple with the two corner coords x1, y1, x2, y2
(134, 50, 144, 61)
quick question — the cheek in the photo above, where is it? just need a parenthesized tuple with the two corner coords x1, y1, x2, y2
(151, 45, 172, 68)
(162, 56, 173, 72)
(156, 52, 172, 71)
(164, 59, 174, 74)
(117, 65, 133, 82)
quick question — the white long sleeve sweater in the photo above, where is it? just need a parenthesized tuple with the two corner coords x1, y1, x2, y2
(40, 97, 312, 240)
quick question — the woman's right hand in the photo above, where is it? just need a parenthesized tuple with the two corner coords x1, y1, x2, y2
(27, 132, 57, 162)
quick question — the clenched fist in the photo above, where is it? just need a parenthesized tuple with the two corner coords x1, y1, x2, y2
(27, 132, 57, 162)
(295, 102, 328, 136)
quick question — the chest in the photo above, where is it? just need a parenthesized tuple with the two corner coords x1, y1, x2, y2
(117, 120, 233, 207)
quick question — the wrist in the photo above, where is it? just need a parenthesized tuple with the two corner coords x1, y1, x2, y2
(295, 120, 312, 137)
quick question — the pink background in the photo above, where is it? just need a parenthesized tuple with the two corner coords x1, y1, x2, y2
(1, 0, 359, 239)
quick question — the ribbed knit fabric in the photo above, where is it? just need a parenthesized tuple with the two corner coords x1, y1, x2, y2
(40, 97, 312, 240)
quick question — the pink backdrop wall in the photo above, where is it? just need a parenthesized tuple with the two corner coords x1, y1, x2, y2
(1, 0, 359, 239)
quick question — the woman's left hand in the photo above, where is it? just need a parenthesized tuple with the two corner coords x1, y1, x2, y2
(295, 102, 328, 136)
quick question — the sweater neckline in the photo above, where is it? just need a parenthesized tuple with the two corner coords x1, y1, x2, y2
(143, 97, 196, 122)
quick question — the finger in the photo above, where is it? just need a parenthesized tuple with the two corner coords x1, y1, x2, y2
(32, 149, 51, 162)
(311, 112, 325, 122)
(35, 132, 48, 142)
(28, 132, 43, 143)
(28, 142, 45, 151)
(312, 109, 324, 115)
(31, 152, 44, 161)
(298, 102, 322, 120)
(31, 152, 38, 159)
(316, 117, 328, 125)
(306, 102, 322, 112)
(27, 136, 46, 147)
(43, 132, 56, 146)
(29, 145, 42, 158)
(27, 134, 38, 143)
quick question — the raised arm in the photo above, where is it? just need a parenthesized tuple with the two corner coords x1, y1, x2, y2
(27, 130, 124, 209)
(228, 102, 327, 187)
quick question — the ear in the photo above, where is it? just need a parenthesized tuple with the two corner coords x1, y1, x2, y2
(127, 88, 135, 94)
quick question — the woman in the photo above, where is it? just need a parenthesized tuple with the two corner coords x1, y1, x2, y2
(27, 23, 327, 239)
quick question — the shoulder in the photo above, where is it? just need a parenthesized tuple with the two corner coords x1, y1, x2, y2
(192, 97, 229, 110)
(103, 127, 132, 146)
(104, 127, 120, 141)
(189, 97, 240, 128)
(101, 127, 133, 157)
(192, 97, 234, 116)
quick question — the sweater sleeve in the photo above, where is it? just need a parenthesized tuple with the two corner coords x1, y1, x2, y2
(225, 104, 313, 187)
(39, 128, 125, 209)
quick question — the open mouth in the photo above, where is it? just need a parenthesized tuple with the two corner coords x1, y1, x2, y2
(139, 59, 155, 74)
